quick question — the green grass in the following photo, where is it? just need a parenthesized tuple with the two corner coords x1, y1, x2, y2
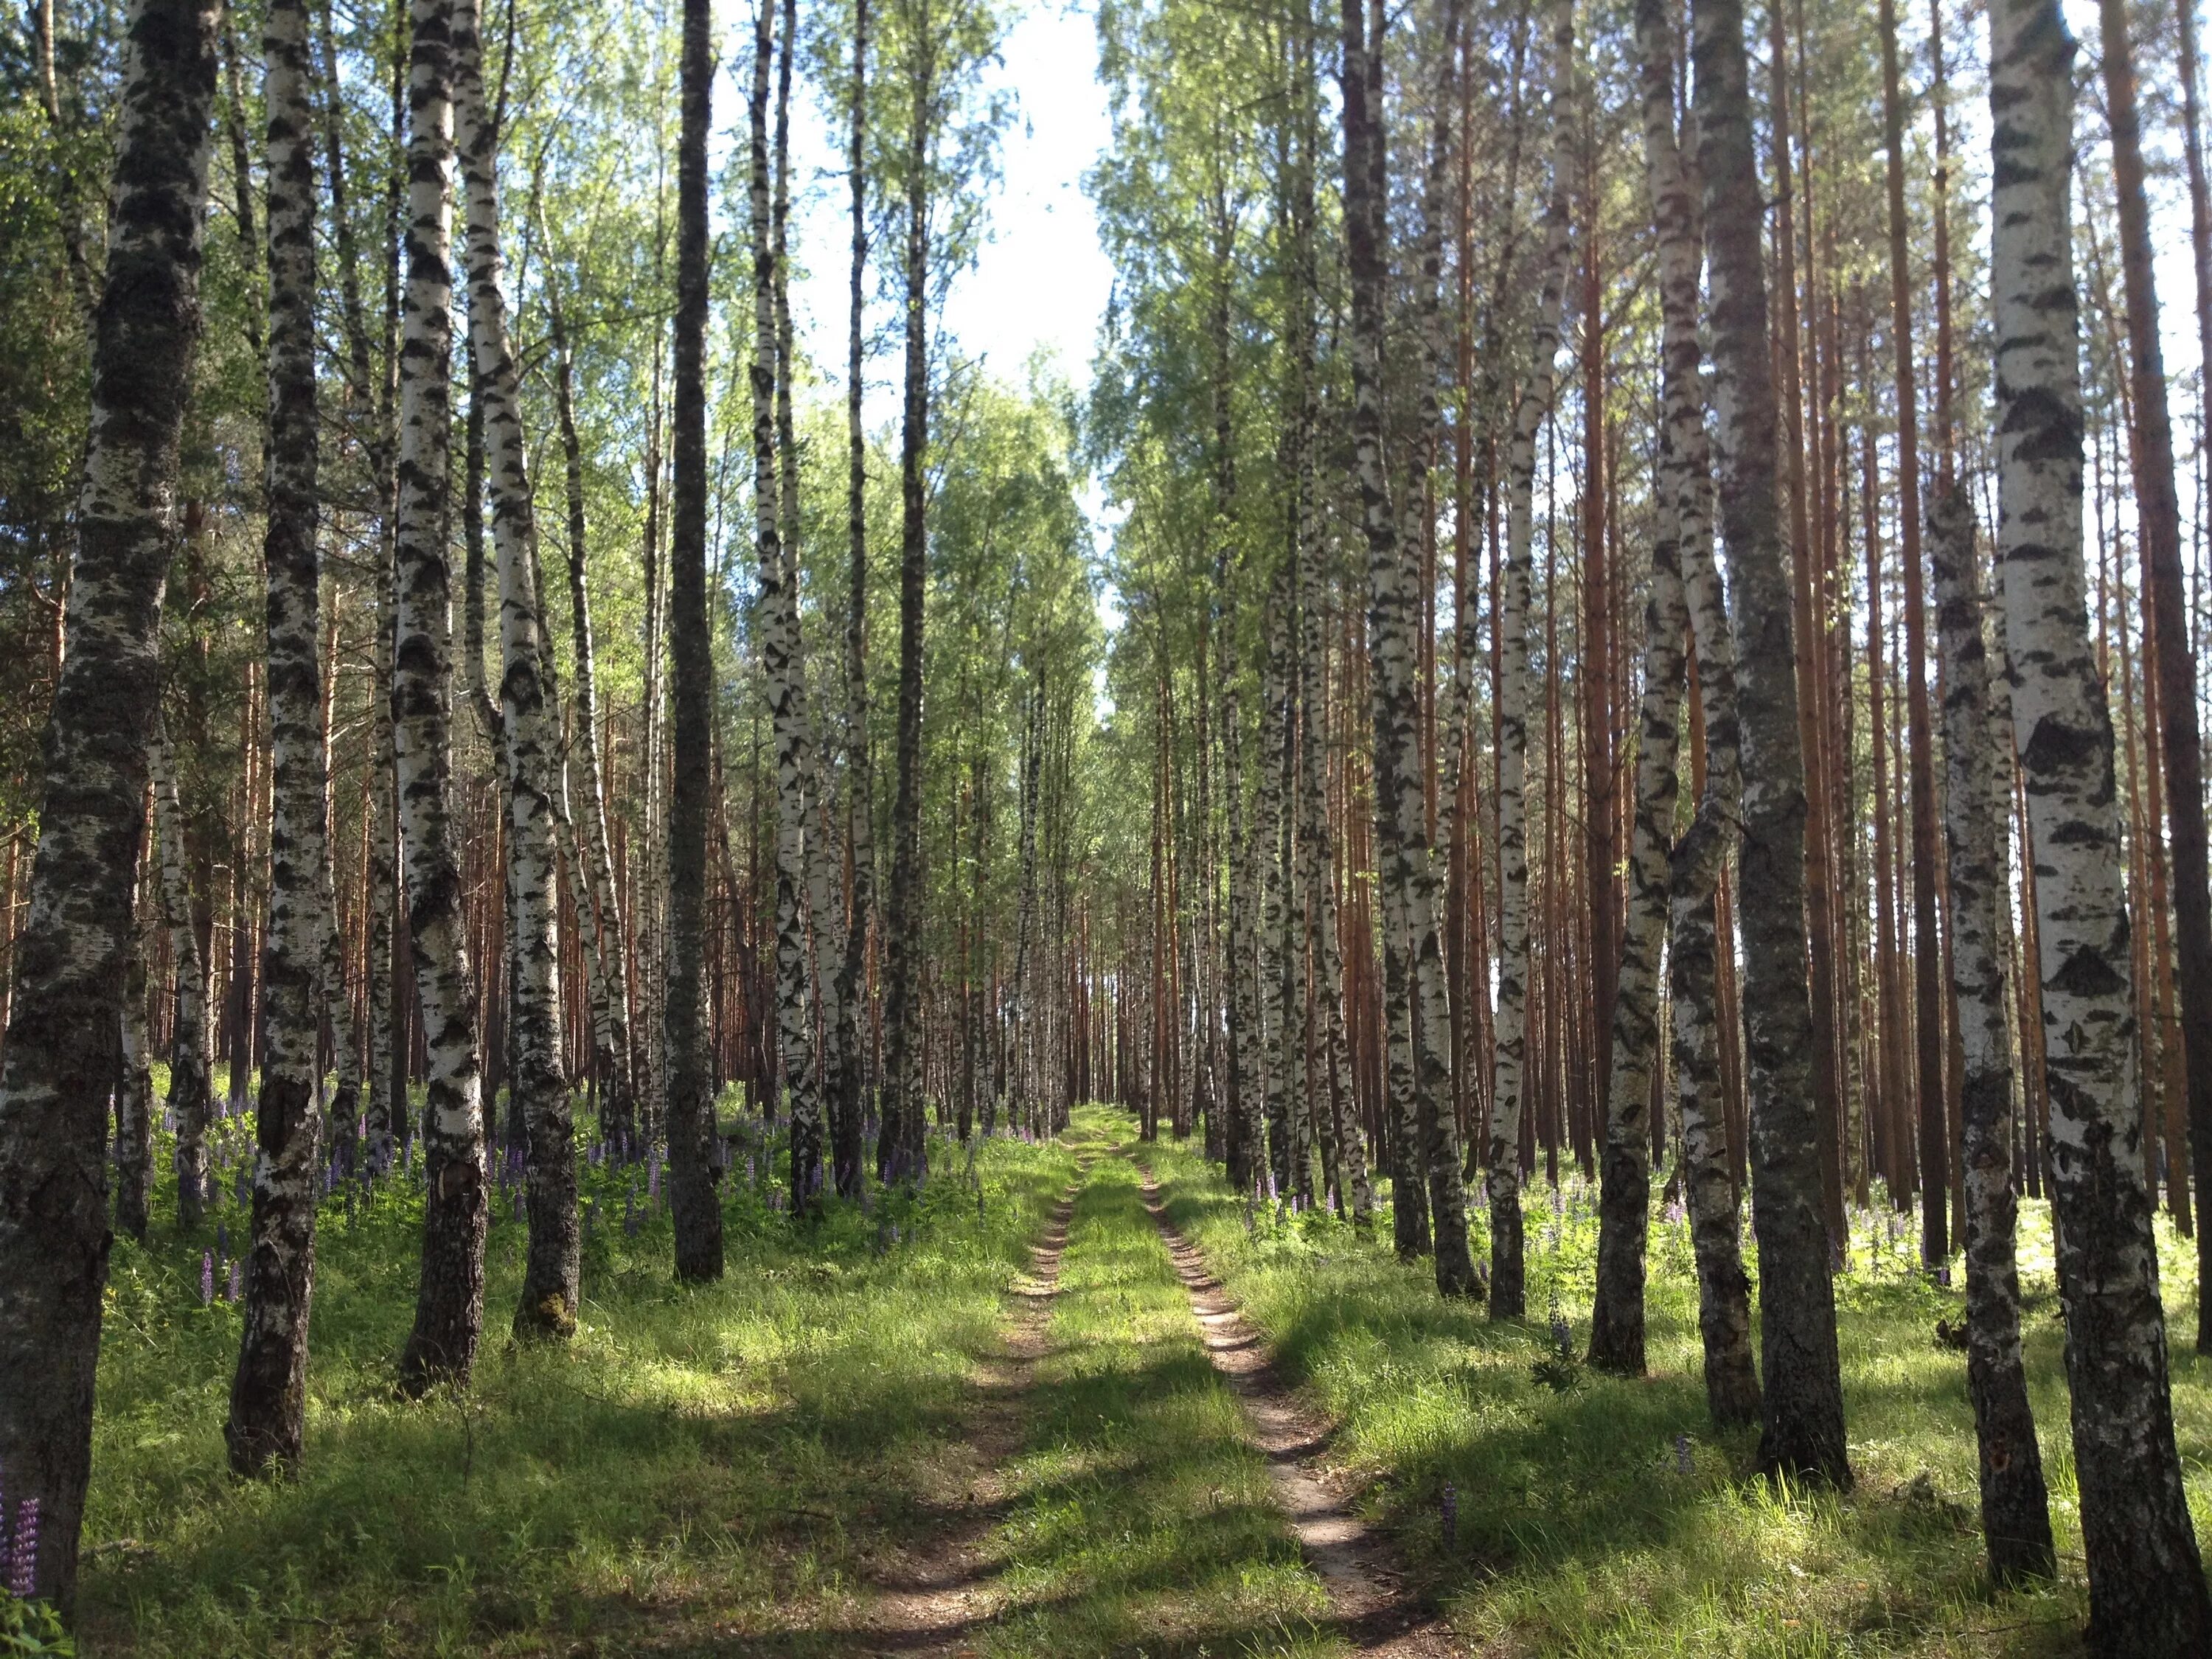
(1147, 1131, 2212, 1657)
(978, 1115, 1337, 1658)
(81, 1080, 1077, 1656)
(79, 1083, 2212, 1656)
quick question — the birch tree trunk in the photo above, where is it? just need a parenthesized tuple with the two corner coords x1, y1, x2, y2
(0, 0, 220, 1604)
(546, 274, 636, 1158)
(835, 0, 876, 1197)
(228, 0, 331, 1474)
(392, 0, 490, 1394)
(1693, 0, 1850, 1484)
(153, 722, 216, 1225)
(1486, 0, 1576, 1321)
(1586, 260, 1686, 1374)
(454, 0, 577, 1336)
(1926, 485, 2055, 1583)
(881, 0, 933, 1184)
(750, 0, 827, 1208)
(1625, 0, 1759, 1423)
(115, 821, 155, 1243)
(774, 0, 849, 1203)
(664, 0, 723, 1279)
(1988, 0, 2211, 1638)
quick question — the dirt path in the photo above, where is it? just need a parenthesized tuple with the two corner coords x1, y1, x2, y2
(1139, 1172, 1461, 1658)
(846, 1158, 1094, 1656)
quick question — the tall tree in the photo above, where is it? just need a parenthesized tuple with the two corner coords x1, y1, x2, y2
(454, 0, 577, 1337)
(880, 0, 934, 1184)
(1925, 486, 2053, 1584)
(1989, 0, 2212, 1640)
(1877, 0, 1951, 1267)
(393, 0, 490, 1395)
(1485, 0, 1576, 1319)
(228, 0, 332, 1475)
(1693, 0, 1850, 1485)
(835, 0, 877, 1199)
(2096, 0, 2212, 1352)
(665, 0, 724, 1280)
(0, 0, 221, 1603)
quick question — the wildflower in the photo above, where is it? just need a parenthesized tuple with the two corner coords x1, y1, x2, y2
(1440, 1481, 1458, 1551)
(201, 1251, 214, 1307)
(10, 1498, 36, 1599)
(227, 1260, 242, 1303)
(1674, 1433, 1693, 1475)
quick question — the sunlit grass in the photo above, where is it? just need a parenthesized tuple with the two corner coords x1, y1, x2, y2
(979, 1115, 1339, 1658)
(82, 1076, 1077, 1656)
(1149, 1132, 2211, 1657)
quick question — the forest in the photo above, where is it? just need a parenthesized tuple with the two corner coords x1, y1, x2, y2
(3, 0, 2212, 1644)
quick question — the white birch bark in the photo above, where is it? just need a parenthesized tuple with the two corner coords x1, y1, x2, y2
(1989, 0, 2211, 1632)
(392, 0, 488, 1396)
(1486, 0, 1576, 1320)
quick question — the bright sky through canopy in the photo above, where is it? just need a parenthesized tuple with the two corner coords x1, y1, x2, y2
(787, 0, 1117, 417)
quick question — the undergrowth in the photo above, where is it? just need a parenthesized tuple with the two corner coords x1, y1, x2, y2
(1148, 1131, 2212, 1658)
(81, 1074, 1074, 1657)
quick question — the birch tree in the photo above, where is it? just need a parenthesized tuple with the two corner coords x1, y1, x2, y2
(392, 0, 490, 1394)
(1989, 0, 2211, 1636)
(0, 0, 220, 1602)
(227, 0, 333, 1475)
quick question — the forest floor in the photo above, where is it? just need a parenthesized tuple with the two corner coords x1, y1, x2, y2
(73, 1094, 2212, 1657)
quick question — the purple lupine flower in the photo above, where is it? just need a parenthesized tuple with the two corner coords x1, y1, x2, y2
(1548, 1301, 1571, 1359)
(512, 1190, 525, 1225)
(10, 1498, 36, 1599)
(1674, 1433, 1694, 1475)
(201, 1251, 214, 1307)
(226, 1260, 242, 1303)
(1663, 1199, 1686, 1225)
(1440, 1481, 1458, 1551)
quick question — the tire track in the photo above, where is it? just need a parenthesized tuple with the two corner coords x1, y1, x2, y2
(852, 1155, 1096, 1655)
(1140, 1170, 1460, 1658)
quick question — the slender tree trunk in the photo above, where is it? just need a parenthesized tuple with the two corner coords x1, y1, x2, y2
(1590, 0, 1696, 1372)
(835, 0, 875, 1196)
(546, 274, 636, 1158)
(115, 813, 155, 1243)
(455, 0, 576, 1335)
(664, 0, 723, 1279)
(1989, 0, 2212, 1641)
(1484, 0, 1575, 1318)
(1927, 485, 2055, 1583)
(2096, 0, 2212, 1352)
(881, 0, 933, 1184)
(153, 722, 215, 1224)
(1877, 0, 1952, 1270)
(0, 0, 220, 1604)
(229, 0, 331, 1473)
(392, 0, 490, 1394)
(1694, 0, 1851, 1486)
(1343, 0, 1474, 1295)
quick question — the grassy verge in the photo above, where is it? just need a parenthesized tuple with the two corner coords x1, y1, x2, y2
(81, 1091, 1075, 1658)
(1147, 1124, 2212, 1657)
(978, 1111, 1338, 1657)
